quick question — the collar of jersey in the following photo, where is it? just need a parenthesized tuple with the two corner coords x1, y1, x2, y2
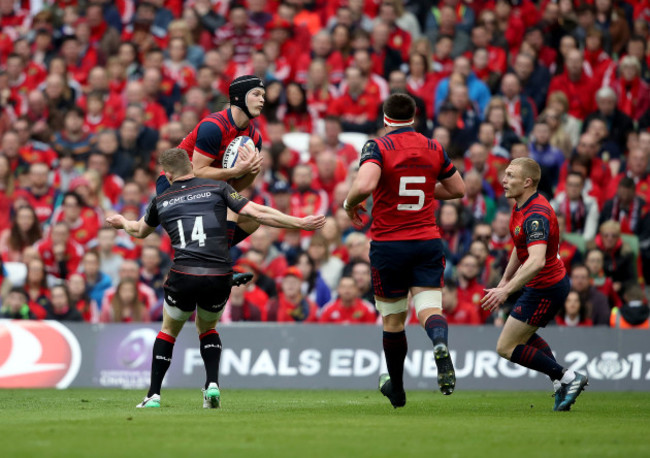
(385, 127, 415, 136)
(515, 192, 539, 211)
(227, 108, 248, 131)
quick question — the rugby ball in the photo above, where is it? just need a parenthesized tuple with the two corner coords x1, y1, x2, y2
(223, 136, 256, 170)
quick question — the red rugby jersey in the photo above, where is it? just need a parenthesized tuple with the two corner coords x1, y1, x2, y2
(509, 192, 566, 288)
(177, 108, 263, 165)
(360, 127, 455, 241)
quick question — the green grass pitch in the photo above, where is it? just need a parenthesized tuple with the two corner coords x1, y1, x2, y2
(0, 389, 648, 458)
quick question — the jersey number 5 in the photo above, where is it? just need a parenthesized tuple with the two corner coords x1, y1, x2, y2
(398, 176, 425, 211)
(177, 216, 207, 248)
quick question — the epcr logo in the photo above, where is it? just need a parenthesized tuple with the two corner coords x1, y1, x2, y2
(0, 320, 82, 388)
(117, 328, 158, 369)
(587, 351, 631, 380)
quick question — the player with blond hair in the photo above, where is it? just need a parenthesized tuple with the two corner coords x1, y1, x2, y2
(482, 157, 588, 411)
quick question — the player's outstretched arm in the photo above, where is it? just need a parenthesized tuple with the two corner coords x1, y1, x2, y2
(239, 202, 326, 231)
(106, 215, 156, 239)
(434, 171, 465, 200)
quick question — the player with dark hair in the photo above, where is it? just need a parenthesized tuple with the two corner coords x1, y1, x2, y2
(481, 157, 589, 411)
(159, 75, 267, 286)
(344, 93, 465, 408)
(108, 148, 325, 409)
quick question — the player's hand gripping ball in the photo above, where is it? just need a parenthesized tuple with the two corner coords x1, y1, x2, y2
(223, 136, 256, 173)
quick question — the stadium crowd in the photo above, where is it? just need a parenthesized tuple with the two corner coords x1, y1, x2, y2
(0, 0, 649, 328)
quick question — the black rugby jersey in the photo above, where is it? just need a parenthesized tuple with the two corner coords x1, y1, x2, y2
(145, 177, 249, 270)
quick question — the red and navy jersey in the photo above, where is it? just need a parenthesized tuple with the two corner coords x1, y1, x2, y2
(509, 192, 566, 288)
(360, 127, 455, 241)
(177, 108, 263, 166)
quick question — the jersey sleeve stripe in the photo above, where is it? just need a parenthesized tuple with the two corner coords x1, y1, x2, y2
(376, 137, 388, 149)
(385, 136, 395, 150)
(527, 240, 548, 247)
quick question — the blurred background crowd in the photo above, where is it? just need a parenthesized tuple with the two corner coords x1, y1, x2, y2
(0, 0, 649, 327)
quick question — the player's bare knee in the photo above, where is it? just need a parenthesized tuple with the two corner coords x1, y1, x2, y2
(496, 341, 514, 360)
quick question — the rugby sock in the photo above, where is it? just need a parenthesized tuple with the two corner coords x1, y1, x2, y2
(148, 332, 175, 397)
(526, 333, 556, 361)
(510, 344, 564, 381)
(200, 330, 223, 389)
(424, 314, 448, 347)
(383, 331, 408, 393)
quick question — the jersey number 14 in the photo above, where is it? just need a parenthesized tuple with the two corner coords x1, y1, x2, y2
(177, 216, 207, 248)
(398, 176, 425, 211)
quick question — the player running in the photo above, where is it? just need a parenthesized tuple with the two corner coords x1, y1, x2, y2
(107, 148, 325, 409)
(481, 157, 588, 411)
(344, 93, 465, 408)
(159, 75, 266, 285)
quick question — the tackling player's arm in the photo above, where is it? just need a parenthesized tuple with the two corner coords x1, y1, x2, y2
(344, 141, 382, 226)
(105, 215, 156, 239)
(240, 202, 326, 230)
(225, 185, 325, 231)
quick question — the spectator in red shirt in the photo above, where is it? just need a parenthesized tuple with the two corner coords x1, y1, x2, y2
(5, 53, 38, 99)
(101, 259, 158, 313)
(557, 133, 612, 208)
(376, 1, 411, 63)
(322, 116, 358, 167)
(87, 151, 124, 207)
(276, 266, 319, 323)
(454, 253, 486, 321)
(278, 82, 313, 134)
(52, 191, 102, 248)
(319, 276, 376, 324)
(369, 21, 403, 81)
(466, 24, 507, 77)
(100, 278, 151, 323)
(614, 56, 650, 121)
(548, 49, 597, 121)
(555, 290, 593, 327)
(328, 66, 381, 134)
(14, 162, 58, 225)
(305, 60, 339, 123)
(36, 221, 85, 280)
(60, 34, 96, 87)
(13, 118, 57, 168)
(215, 4, 264, 65)
(294, 30, 345, 86)
(249, 225, 289, 281)
(442, 282, 481, 325)
(606, 148, 650, 204)
(164, 37, 197, 95)
(585, 248, 622, 310)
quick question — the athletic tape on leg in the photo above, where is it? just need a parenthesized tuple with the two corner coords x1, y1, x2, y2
(164, 300, 193, 321)
(413, 290, 442, 315)
(375, 297, 409, 316)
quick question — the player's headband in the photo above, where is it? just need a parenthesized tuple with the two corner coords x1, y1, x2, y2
(384, 114, 414, 127)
